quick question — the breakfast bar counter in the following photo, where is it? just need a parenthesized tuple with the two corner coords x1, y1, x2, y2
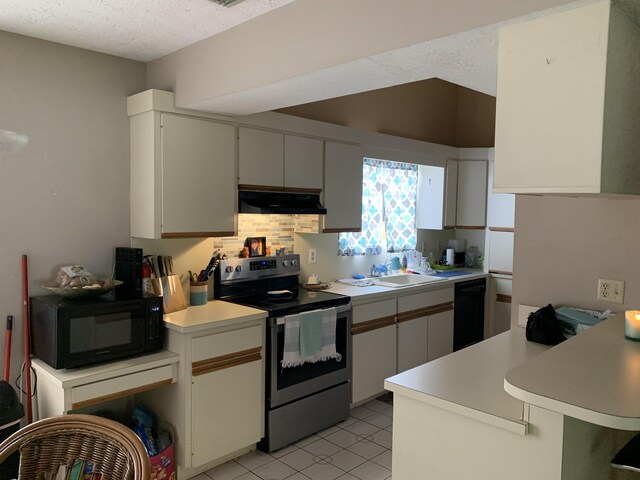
(385, 320, 638, 480)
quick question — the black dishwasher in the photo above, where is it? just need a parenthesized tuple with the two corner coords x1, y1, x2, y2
(453, 278, 486, 351)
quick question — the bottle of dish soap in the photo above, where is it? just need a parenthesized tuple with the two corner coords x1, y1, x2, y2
(401, 253, 407, 272)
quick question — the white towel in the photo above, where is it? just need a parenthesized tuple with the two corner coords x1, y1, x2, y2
(281, 307, 340, 368)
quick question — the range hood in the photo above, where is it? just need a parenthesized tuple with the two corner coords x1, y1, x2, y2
(239, 190, 327, 215)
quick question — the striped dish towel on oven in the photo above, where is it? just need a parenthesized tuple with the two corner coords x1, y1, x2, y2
(281, 307, 340, 368)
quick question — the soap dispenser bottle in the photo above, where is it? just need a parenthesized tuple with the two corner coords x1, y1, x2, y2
(401, 252, 407, 272)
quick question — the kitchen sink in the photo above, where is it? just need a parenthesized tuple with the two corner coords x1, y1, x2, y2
(373, 273, 446, 288)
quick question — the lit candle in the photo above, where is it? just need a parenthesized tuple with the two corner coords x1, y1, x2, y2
(625, 311, 640, 341)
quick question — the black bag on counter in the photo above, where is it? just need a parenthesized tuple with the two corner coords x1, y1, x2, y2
(526, 304, 566, 345)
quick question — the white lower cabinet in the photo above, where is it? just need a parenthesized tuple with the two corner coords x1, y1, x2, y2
(489, 275, 513, 336)
(397, 287, 454, 373)
(139, 320, 264, 476)
(351, 299, 397, 404)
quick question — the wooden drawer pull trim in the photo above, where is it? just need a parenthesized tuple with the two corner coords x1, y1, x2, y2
(425, 302, 455, 316)
(192, 347, 262, 377)
(496, 294, 512, 304)
(396, 302, 454, 323)
(488, 227, 515, 232)
(489, 269, 513, 276)
(351, 315, 396, 335)
(72, 379, 172, 410)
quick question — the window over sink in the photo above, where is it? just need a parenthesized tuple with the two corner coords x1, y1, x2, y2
(338, 158, 418, 256)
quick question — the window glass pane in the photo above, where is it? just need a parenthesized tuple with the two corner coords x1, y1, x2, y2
(338, 158, 418, 256)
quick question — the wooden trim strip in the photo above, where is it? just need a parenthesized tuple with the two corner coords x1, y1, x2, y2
(496, 294, 512, 304)
(397, 302, 455, 323)
(489, 269, 513, 276)
(72, 379, 172, 410)
(455, 225, 486, 230)
(443, 226, 456, 230)
(323, 228, 361, 233)
(351, 315, 396, 335)
(162, 231, 235, 239)
(238, 184, 322, 195)
(192, 347, 262, 377)
(489, 227, 515, 232)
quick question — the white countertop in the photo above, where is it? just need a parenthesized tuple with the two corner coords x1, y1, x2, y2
(385, 328, 549, 434)
(163, 300, 268, 333)
(326, 270, 487, 305)
(505, 315, 640, 430)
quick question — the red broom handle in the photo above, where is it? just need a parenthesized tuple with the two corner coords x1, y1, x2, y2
(22, 255, 33, 424)
(3, 315, 12, 383)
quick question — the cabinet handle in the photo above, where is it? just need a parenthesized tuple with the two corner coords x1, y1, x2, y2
(351, 315, 396, 335)
(192, 346, 262, 376)
(496, 294, 512, 304)
(397, 302, 454, 323)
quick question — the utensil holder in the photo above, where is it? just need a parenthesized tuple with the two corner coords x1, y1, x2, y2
(189, 281, 208, 306)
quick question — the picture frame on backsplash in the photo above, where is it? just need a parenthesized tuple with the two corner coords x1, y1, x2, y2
(246, 236, 266, 257)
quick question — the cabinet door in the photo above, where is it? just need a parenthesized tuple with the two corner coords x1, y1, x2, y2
(456, 160, 487, 228)
(191, 325, 264, 467)
(192, 360, 263, 466)
(161, 114, 236, 236)
(486, 151, 515, 229)
(444, 159, 458, 228)
(490, 275, 512, 336)
(427, 309, 454, 362)
(352, 325, 397, 404)
(284, 135, 323, 190)
(323, 142, 363, 233)
(487, 230, 514, 275)
(397, 316, 429, 373)
(238, 127, 284, 188)
(416, 165, 445, 230)
(493, 2, 609, 194)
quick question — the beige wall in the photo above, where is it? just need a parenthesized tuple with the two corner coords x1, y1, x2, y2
(512, 194, 640, 326)
(277, 79, 495, 147)
(0, 31, 146, 382)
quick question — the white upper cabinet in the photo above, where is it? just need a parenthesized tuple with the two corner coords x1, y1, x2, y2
(238, 127, 324, 191)
(486, 150, 515, 229)
(416, 165, 445, 230)
(494, 0, 640, 195)
(323, 141, 363, 233)
(284, 135, 323, 191)
(444, 159, 458, 228)
(237, 127, 284, 188)
(456, 160, 487, 228)
(129, 108, 236, 239)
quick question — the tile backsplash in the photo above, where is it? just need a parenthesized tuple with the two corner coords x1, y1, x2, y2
(213, 214, 318, 257)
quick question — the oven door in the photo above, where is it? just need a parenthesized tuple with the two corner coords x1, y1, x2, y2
(268, 305, 351, 408)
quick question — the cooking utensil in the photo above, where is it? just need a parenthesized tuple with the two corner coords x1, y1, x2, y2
(167, 256, 174, 275)
(157, 256, 165, 277)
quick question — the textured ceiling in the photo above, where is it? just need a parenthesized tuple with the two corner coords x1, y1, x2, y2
(0, 0, 297, 61)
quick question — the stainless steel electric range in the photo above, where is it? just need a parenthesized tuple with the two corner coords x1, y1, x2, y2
(214, 254, 352, 452)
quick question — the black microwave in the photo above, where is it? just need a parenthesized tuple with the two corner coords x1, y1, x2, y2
(30, 295, 164, 369)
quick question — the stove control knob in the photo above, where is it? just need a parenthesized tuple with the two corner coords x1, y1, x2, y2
(225, 266, 234, 273)
(282, 260, 289, 267)
(235, 265, 243, 272)
(291, 259, 298, 266)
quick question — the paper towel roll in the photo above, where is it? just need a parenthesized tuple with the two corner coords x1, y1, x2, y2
(446, 248, 455, 266)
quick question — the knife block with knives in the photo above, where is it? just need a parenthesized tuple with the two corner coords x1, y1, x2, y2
(150, 255, 187, 314)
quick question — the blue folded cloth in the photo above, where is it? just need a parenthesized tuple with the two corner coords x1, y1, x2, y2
(300, 310, 323, 357)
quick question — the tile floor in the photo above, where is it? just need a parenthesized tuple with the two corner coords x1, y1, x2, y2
(193, 397, 393, 480)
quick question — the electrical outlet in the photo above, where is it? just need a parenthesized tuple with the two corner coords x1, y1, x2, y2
(597, 279, 625, 304)
(308, 249, 317, 264)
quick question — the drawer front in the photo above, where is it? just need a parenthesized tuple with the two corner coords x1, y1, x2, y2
(71, 364, 175, 409)
(192, 325, 262, 363)
(398, 287, 454, 313)
(353, 299, 396, 325)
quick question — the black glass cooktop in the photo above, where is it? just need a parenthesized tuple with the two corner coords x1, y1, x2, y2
(224, 288, 350, 317)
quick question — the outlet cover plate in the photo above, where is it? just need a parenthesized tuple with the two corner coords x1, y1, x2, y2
(597, 279, 624, 304)
(308, 249, 317, 264)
